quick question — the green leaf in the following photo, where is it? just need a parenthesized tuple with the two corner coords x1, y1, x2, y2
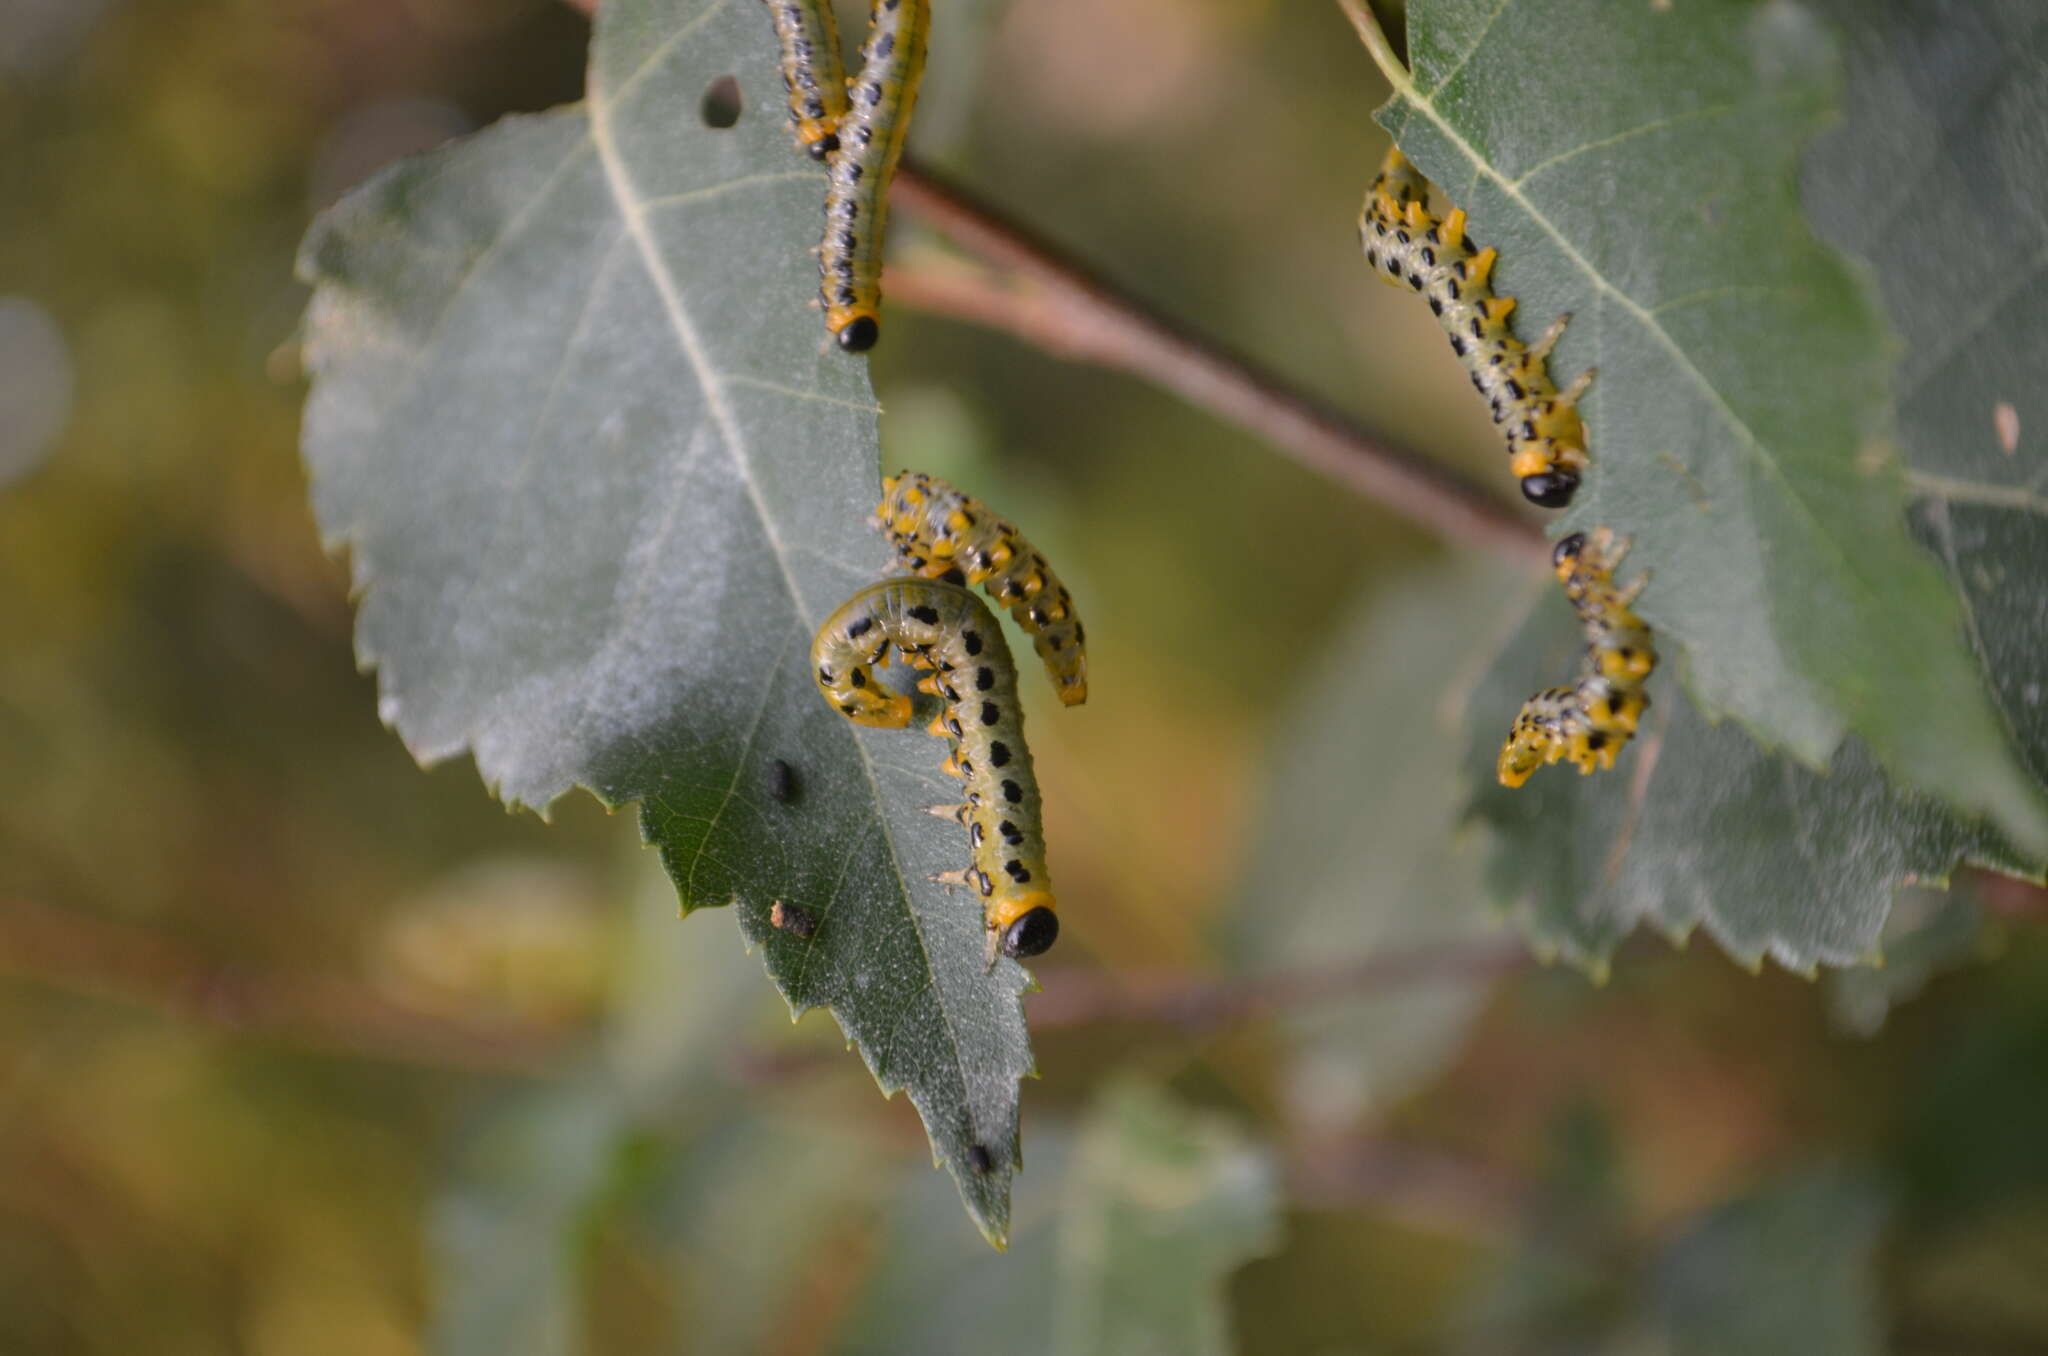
(1464, 593, 2028, 974)
(298, 0, 1031, 1242)
(1651, 1167, 1888, 1356)
(432, 1078, 626, 1356)
(1462, 1140, 1887, 1356)
(1232, 557, 1518, 1120)
(1374, 0, 2048, 854)
(838, 1081, 1281, 1356)
(1800, 1, 2048, 799)
(631, 1106, 899, 1354)
(429, 860, 795, 1356)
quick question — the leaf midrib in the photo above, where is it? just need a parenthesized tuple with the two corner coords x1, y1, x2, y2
(585, 0, 995, 1146)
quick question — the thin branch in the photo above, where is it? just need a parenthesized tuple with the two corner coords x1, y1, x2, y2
(0, 896, 578, 1075)
(887, 163, 1547, 564)
(727, 939, 1527, 1088)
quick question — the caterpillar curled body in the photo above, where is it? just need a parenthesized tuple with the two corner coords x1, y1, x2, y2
(760, 0, 848, 161)
(812, 578, 1059, 959)
(818, 0, 929, 353)
(874, 471, 1088, 705)
(1360, 148, 1593, 509)
(1497, 530, 1657, 787)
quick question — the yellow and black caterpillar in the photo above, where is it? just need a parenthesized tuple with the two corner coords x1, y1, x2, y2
(874, 471, 1088, 706)
(813, 579, 1060, 959)
(1497, 530, 1657, 787)
(812, 473, 1083, 959)
(1360, 147, 1592, 509)
(761, 0, 929, 350)
(762, 0, 848, 161)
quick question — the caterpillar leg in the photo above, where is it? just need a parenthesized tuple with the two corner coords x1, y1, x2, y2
(1530, 313, 1570, 363)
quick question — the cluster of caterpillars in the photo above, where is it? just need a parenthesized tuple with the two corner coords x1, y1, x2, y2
(874, 470, 1088, 706)
(1359, 146, 1656, 786)
(811, 473, 1087, 961)
(761, 0, 929, 352)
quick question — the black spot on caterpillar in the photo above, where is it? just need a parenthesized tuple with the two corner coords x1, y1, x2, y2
(811, 578, 1059, 959)
(766, 758, 798, 803)
(1361, 148, 1593, 508)
(770, 899, 819, 939)
(760, 0, 847, 161)
(817, 0, 928, 352)
(874, 471, 1088, 705)
(1497, 530, 1657, 786)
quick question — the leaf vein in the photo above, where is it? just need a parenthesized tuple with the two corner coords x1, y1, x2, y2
(1509, 102, 1742, 190)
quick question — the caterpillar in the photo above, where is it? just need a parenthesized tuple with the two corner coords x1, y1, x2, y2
(1360, 147, 1592, 509)
(812, 578, 1060, 960)
(873, 471, 1088, 705)
(818, 0, 929, 352)
(1497, 530, 1657, 787)
(761, 0, 848, 161)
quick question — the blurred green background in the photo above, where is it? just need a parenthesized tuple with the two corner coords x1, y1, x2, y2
(6, 0, 2048, 1351)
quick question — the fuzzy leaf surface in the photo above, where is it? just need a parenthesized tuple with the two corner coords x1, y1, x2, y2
(1801, 0, 2048, 801)
(1377, 0, 2048, 852)
(1464, 590, 2027, 973)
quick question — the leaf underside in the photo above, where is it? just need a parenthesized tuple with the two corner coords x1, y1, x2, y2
(1379, 0, 2048, 856)
(298, 0, 1030, 1242)
(1463, 591, 2025, 975)
(1800, 1, 2048, 801)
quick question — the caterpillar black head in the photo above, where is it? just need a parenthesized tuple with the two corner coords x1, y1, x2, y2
(1552, 531, 1588, 568)
(836, 315, 880, 352)
(1000, 905, 1059, 959)
(1522, 471, 1580, 508)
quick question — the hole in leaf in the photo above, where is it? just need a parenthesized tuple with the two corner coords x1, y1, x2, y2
(700, 75, 742, 129)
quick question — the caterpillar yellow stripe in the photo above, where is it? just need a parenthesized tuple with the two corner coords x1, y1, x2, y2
(874, 471, 1088, 705)
(819, 0, 929, 352)
(1360, 147, 1593, 509)
(761, 0, 848, 161)
(813, 579, 1060, 960)
(1497, 530, 1657, 787)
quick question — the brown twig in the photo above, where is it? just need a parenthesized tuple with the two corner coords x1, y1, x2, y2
(727, 939, 1527, 1087)
(0, 896, 578, 1075)
(887, 163, 1547, 564)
